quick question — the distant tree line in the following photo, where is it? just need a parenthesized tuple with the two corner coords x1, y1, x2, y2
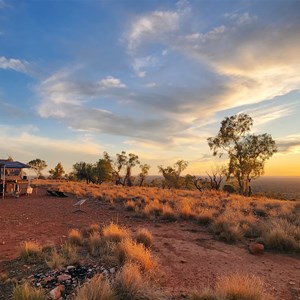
(25, 114, 277, 196)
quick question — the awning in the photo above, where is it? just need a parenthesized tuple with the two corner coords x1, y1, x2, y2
(0, 161, 30, 169)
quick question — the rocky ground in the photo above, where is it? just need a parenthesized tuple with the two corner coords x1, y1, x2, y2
(0, 189, 299, 299)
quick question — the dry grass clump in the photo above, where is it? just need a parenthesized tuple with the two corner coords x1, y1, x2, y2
(89, 232, 114, 258)
(117, 239, 155, 272)
(260, 219, 300, 252)
(114, 262, 162, 300)
(68, 229, 83, 246)
(46, 249, 65, 269)
(13, 282, 45, 300)
(143, 199, 163, 217)
(88, 223, 101, 234)
(211, 215, 243, 243)
(19, 241, 43, 263)
(161, 204, 177, 221)
(136, 228, 154, 248)
(103, 223, 130, 243)
(190, 273, 270, 300)
(178, 201, 196, 219)
(216, 273, 270, 300)
(62, 242, 79, 265)
(74, 274, 115, 300)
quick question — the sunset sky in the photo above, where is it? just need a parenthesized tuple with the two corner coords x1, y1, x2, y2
(0, 0, 300, 176)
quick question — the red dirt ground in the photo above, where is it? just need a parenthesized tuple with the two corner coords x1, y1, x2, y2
(0, 189, 299, 299)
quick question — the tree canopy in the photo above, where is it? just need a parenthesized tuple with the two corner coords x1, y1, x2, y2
(208, 114, 277, 196)
(158, 160, 188, 189)
(28, 159, 47, 178)
(49, 162, 65, 179)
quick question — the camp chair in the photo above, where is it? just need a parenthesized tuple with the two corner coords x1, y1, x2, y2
(47, 190, 58, 196)
(73, 198, 88, 213)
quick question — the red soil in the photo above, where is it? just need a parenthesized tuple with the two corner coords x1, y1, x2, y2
(0, 190, 299, 299)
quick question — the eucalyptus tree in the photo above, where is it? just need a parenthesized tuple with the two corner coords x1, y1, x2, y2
(208, 114, 277, 196)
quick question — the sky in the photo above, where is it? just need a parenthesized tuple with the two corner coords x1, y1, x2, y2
(0, 0, 300, 176)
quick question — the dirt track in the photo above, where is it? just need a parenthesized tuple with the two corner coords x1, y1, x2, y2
(0, 189, 299, 299)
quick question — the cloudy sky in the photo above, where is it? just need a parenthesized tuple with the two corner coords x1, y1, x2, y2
(1, 0, 300, 176)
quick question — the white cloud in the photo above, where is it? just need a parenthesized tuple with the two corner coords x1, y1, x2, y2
(98, 76, 126, 89)
(127, 10, 180, 51)
(37, 71, 127, 117)
(0, 56, 30, 74)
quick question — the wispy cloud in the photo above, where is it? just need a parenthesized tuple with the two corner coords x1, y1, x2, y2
(0, 124, 102, 157)
(125, 1, 300, 118)
(276, 134, 300, 154)
(0, 56, 30, 74)
(127, 10, 180, 52)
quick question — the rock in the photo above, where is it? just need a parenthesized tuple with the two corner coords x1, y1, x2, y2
(42, 276, 53, 284)
(49, 285, 65, 300)
(248, 242, 264, 255)
(66, 266, 75, 270)
(57, 274, 71, 282)
(110, 267, 116, 274)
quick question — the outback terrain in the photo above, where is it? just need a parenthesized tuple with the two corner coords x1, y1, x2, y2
(0, 182, 299, 299)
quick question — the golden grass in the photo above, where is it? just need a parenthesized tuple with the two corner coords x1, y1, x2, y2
(216, 273, 270, 300)
(190, 273, 271, 300)
(136, 228, 154, 248)
(89, 223, 101, 233)
(37, 180, 300, 252)
(103, 223, 130, 243)
(117, 239, 155, 272)
(68, 229, 83, 246)
(19, 241, 42, 263)
(88, 232, 114, 258)
(114, 262, 163, 300)
(74, 274, 115, 300)
(13, 282, 45, 300)
(260, 219, 300, 252)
